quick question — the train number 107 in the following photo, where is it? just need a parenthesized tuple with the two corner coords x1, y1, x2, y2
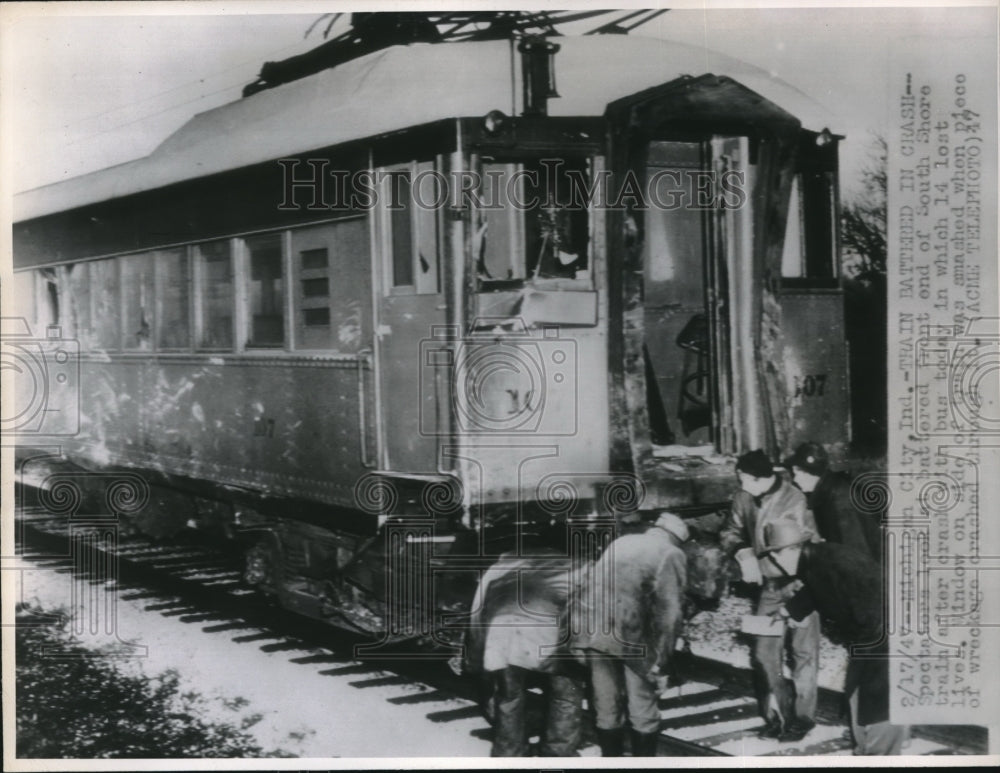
(794, 374, 828, 398)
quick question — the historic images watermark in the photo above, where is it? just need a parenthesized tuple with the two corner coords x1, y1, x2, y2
(276, 158, 748, 212)
(8, 457, 149, 659)
(0, 317, 80, 438)
(419, 321, 578, 437)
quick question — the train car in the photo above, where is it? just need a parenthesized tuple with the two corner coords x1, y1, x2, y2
(10, 13, 850, 645)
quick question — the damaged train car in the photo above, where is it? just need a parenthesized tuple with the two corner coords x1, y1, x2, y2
(10, 13, 850, 643)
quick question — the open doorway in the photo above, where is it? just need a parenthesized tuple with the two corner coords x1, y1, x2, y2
(642, 140, 714, 448)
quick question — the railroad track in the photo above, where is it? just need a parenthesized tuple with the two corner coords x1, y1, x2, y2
(12, 507, 987, 758)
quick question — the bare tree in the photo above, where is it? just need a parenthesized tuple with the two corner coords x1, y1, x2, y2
(841, 135, 887, 278)
(841, 134, 887, 454)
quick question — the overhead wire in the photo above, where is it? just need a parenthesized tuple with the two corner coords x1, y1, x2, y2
(52, 10, 670, 147)
(51, 35, 325, 141)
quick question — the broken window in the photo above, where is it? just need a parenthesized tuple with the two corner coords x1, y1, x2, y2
(476, 157, 590, 288)
(121, 254, 154, 351)
(91, 259, 120, 350)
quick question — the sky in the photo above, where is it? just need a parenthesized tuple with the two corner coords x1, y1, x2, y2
(1, 2, 996, 199)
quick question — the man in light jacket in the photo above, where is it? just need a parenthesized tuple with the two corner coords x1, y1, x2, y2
(719, 449, 820, 742)
(464, 545, 584, 757)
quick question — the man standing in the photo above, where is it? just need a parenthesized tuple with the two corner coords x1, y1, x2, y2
(463, 545, 584, 757)
(785, 442, 881, 560)
(571, 512, 689, 757)
(720, 449, 819, 741)
(764, 521, 908, 755)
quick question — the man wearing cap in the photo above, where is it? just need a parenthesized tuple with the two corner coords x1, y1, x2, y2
(720, 449, 820, 741)
(571, 512, 689, 757)
(786, 442, 881, 560)
(763, 521, 908, 755)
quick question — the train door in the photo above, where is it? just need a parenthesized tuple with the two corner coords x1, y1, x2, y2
(373, 161, 448, 472)
(641, 137, 748, 452)
(642, 140, 710, 448)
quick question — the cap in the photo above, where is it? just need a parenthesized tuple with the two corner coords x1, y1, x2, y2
(655, 511, 689, 542)
(784, 442, 829, 476)
(761, 520, 810, 553)
(735, 449, 776, 479)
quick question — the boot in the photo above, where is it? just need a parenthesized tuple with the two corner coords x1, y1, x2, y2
(780, 716, 816, 743)
(596, 728, 624, 757)
(629, 729, 660, 757)
(757, 711, 784, 739)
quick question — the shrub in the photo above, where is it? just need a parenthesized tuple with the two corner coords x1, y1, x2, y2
(15, 608, 290, 758)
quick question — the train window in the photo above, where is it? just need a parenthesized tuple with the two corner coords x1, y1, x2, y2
(156, 248, 190, 350)
(479, 163, 524, 281)
(296, 245, 332, 348)
(245, 233, 285, 348)
(525, 158, 590, 280)
(90, 258, 120, 350)
(65, 262, 92, 347)
(194, 240, 234, 351)
(413, 161, 440, 295)
(390, 173, 414, 288)
(121, 254, 155, 350)
(782, 169, 838, 287)
(781, 176, 806, 278)
(291, 218, 368, 351)
(379, 161, 440, 295)
(476, 158, 590, 288)
(36, 268, 61, 330)
(801, 168, 837, 280)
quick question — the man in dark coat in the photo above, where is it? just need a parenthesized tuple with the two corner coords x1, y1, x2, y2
(763, 520, 908, 755)
(463, 546, 584, 757)
(785, 442, 881, 560)
(571, 511, 689, 757)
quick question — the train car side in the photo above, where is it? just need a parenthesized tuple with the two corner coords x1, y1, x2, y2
(11, 34, 853, 640)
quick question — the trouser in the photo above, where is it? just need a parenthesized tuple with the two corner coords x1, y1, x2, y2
(491, 666, 584, 757)
(848, 687, 907, 755)
(589, 656, 661, 735)
(753, 585, 819, 723)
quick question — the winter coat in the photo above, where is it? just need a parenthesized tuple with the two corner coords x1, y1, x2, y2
(784, 541, 889, 725)
(808, 471, 881, 560)
(720, 476, 817, 578)
(464, 549, 577, 676)
(570, 523, 687, 676)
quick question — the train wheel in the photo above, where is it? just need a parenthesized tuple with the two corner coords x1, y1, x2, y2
(243, 535, 281, 594)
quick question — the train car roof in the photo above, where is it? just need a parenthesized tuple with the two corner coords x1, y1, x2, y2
(14, 35, 835, 222)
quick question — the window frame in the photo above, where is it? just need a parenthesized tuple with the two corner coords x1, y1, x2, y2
(154, 246, 193, 352)
(289, 219, 349, 352)
(193, 238, 238, 353)
(119, 252, 157, 352)
(473, 153, 595, 293)
(240, 231, 289, 351)
(20, 215, 378, 358)
(779, 170, 840, 290)
(377, 160, 442, 297)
